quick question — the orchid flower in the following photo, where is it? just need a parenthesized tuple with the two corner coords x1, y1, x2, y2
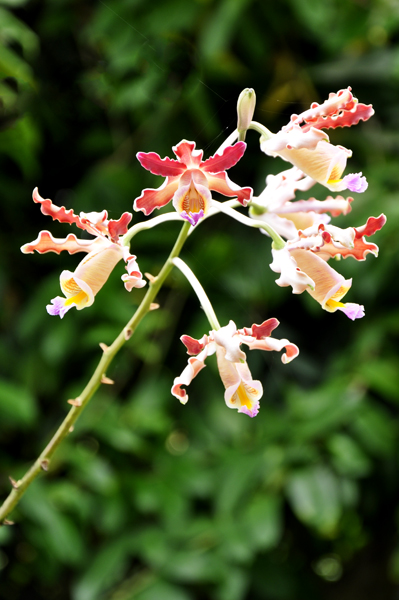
(172, 319, 299, 417)
(252, 166, 353, 240)
(260, 88, 374, 193)
(21, 188, 146, 318)
(270, 214, 386, 319)
(134, 140, 252, 226)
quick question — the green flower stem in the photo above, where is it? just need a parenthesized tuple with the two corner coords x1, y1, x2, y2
(248, 121, 274, 140)
(212, 201, 286, 249)
(122, 212, 184, 246)
(172, 257, 220, 331)
(0, 220, 191, 525)
(216, 121, 273, 155)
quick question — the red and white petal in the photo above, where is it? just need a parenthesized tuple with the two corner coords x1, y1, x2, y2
(122, 254, 146, 291)
(181, 334, 209, 356)
(261, 126, 328, 155)
(212, 321, 246, 363)
(200, 142, 246, 174)
(32, 188, 87, 231)
(293, 88, 374, 132)
(172, 140, 203, 168)
(108, 212, 133, 241)
(134, 177, 180, 215)
(270, 247, 315, 294)
(21, 231, 99, 255)
(289, 88, 355, 128)
(276, 195, 353, 217)
(205, 171, 253, 206)
(172, 346, 209, 405)
(137, 151, 187, 177)
(240, 318, 280, 339)
(243, 336, 299, 364)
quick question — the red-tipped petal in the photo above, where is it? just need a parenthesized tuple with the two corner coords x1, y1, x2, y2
(172, 140, 203, 167)
(206, 171, 253, 206)
(251, 318, 280, 339)
(355, 214, 386, 238)
(32, 188, 87, 230)
(21, 231, 97, 255)
(134, 178, 180, 215)
(108, 212, 132, 240)
(181, 334, 208, 355)
(200, 142, 247, 173)
(137, 152, 187, 176)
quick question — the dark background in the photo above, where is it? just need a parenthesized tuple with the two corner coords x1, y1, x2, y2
(1, 0, 399, 598)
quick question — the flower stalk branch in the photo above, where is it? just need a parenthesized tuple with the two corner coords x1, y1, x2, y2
(172, 257, 221, 330)
(0, 220, 191, 525)
(212, 201, 286, 249)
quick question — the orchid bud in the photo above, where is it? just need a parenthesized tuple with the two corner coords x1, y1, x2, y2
(237, 88, 256, 139)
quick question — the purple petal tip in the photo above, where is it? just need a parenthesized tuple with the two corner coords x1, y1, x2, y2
(238, 403, 259, 418)
(339, 303, 365, 320)
(180, 209, 204, 226)
(46, 297, 70, 318)
(343, 172, 368, 193)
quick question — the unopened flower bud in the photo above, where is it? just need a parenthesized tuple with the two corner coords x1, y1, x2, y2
(237, 88, 256, 137)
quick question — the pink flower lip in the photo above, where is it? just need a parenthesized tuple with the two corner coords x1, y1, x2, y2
(180, 209, 204, 226)
(238, 402, 260, 418)
(342, 172, 368, 193)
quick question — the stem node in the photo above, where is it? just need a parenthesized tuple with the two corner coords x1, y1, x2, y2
(67, 398, 82, 407)
(40, 459, 49, 472)
(145, 272, 157, 283)
(124, 328, 133, 340)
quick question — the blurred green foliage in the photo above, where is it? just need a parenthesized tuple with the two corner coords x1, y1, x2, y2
(1, 0, 399, 598)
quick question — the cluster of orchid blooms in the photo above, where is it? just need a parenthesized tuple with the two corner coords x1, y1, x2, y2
(22, 87, 386, 418)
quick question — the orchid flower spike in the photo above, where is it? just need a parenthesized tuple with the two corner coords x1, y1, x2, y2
(134, 140, 252, 226)
(172, 319, 299, 417)
(260, 88, 374, 193)
(21, 188, 146, 318)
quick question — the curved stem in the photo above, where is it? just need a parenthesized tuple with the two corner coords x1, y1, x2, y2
(248, 121, 274, 140)
(172, 257, 220, 330)
(0, 221, 191, 525)
(211, 201, 286, 249)
(122, 212, 183, 246)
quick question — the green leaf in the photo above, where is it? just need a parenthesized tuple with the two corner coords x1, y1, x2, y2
(286, 465, 341, 535)
(0, 44, 35, 87)
(21, 482, 85, 565)
(0, 377, 37, 428)
(73, 537, 133, 600)
(350, 401, 396, 457)
(327, 433, 371, 477)
(134, 579, 191, 600)
(244, 493, 282, 551)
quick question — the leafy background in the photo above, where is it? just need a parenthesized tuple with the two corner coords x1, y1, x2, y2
(1, 0, 399, 598)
